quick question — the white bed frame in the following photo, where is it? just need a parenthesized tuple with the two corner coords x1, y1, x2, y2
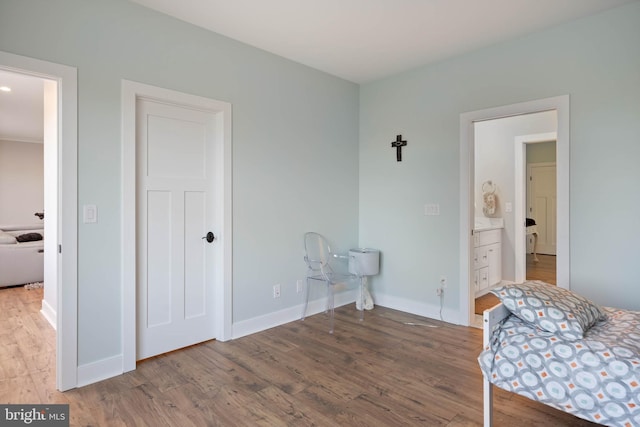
(482, 302, 510, 427)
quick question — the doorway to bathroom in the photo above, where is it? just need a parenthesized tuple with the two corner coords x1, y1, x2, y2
(459, 95, 570, 328)
(473, 113, 557, 315)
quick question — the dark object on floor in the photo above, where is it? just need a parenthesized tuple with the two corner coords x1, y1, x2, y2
(16, 232, 43, 242)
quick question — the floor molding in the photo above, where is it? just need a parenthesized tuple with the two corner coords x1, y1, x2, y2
(77, 355, 123, 388)
(232, 289, 358, 339)
(40, 298, 56, 330)
(373, 291, 462, 325)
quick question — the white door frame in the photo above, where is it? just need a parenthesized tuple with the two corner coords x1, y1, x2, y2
(0, 50, 78, 391)
(121, 80, 233, 372)
(514, 133, 556, 282)
(459, 95, 569, 327)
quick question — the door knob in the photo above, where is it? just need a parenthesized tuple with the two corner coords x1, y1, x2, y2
(202, 232, 215, 243)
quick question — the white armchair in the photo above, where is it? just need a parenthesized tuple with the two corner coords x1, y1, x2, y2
(302, 232, 362, 334)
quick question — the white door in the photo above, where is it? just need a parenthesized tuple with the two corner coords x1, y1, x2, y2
(528, 163, 556, 255)
(136, 98, 217, 360)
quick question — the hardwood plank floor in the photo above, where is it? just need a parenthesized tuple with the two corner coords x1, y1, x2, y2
(525, 253, 557, 285)
(0, 284, 597, 426)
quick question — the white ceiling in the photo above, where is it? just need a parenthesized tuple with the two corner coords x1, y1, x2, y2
(129, 0, 637, 83)
(1, 0, 637, 143)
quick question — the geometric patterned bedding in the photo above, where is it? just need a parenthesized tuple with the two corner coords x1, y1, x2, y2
(478, 307, 640, 427)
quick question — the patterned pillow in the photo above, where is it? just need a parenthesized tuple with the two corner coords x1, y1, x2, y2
(491, 280, 606, 341)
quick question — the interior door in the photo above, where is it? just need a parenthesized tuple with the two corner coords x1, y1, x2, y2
(136, 98, 217, 360)
(528, 163, 556, 255)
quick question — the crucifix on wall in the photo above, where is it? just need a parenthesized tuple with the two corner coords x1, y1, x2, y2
(391, 134, 407, 162)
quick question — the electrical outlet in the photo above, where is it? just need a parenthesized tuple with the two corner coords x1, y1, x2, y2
(273, 284, 281, 298)
(440, 276, 447, 288)
(437, 275, 447, 297)
(296, 279, 303, 293)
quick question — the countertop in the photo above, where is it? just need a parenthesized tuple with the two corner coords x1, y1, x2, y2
(474, 217, 504, 232)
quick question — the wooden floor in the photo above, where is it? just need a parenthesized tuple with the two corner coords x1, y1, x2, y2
(524, 253, 557, 285)
(1, 283, 597, 426)
(475, 254, 556, 315)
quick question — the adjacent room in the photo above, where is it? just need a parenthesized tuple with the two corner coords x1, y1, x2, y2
(1, 0, 639, 425)
(0, 127, 45, 290)
(0, 71, 46, 292)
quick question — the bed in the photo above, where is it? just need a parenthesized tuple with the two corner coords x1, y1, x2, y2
(0, 224, 44, 287)
(478, 281, 640, 427)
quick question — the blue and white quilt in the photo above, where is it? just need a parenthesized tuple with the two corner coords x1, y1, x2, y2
(479, 307, 640, 427)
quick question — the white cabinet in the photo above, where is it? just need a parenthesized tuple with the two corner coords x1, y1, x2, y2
(473, 228, 502, 296)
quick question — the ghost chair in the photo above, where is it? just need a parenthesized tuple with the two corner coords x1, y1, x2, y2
(302, 232, 364, 334)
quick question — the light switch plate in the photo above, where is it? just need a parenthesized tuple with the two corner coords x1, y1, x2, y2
(424, 203, 440, 216)
(83, 204, 97, 223)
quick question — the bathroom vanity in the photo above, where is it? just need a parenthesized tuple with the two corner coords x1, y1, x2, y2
(473, 218, 503, 296)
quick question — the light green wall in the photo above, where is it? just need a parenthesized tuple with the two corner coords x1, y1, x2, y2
(2, 0, 639, 373)
(0, 0, 359, 365)
(360, 2, 640, 313)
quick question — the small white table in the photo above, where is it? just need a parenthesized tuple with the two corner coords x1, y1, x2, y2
(526, 225, 539, 263)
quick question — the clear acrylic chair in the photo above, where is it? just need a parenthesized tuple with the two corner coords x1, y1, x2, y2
(302, 232, 364, 334)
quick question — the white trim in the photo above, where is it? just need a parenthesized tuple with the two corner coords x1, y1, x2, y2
(514, 133, 557, 282)
(459, 95, 570, 327)
(233, 290, 358, 339)
(40, 299, 57, 330)
(0, 50, 78, 391)
(374, 292, 463, 325)
(121, 80, 233, 372)
(233, 289, 461, 338)
(121, 82, 136, 372)
(77, 355, 123, 388)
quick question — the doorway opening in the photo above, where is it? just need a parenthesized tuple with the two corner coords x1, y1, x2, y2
(474, 131, 558, 315)
(459, 95, 570, 328)
(0, 50, 78, 390)
(522, 138, 557, 286)
(0, 71, 49, 301)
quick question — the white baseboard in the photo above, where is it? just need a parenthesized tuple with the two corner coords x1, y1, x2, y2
(40, 299, 57, 330)
(73, 289, 465, 387)
(372, 292, 464, 325)
(77, 354, 123, 387)
(231, 289, 466, 339)
(232, 289, 357, 339)
(71, 290, 356, 387)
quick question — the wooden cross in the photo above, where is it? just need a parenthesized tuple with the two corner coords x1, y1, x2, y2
(391, 135, 407, 162)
